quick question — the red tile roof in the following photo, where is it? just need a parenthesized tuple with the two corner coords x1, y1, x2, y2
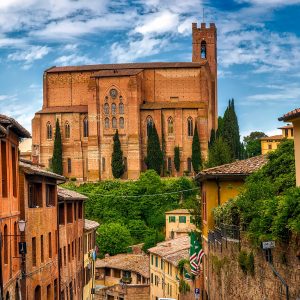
(278, 108, 300, 122)
(84, 219, 100, 231)
(260, 135, 283, 141)
(92, 69, 144, 78)
(278, 124, 293, 129)
(36, 105, 88, 114)
(46, 62, 207, 73)
(58, 187, 87, 201)
(141, 101, 207, 110)
(0, 114, 31, 138)
(196, 155, 268, 181)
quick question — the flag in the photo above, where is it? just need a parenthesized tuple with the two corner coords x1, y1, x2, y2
(189, 232, 204, 275)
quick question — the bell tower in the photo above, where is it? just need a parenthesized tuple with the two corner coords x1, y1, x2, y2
(192, 22, 217, 79)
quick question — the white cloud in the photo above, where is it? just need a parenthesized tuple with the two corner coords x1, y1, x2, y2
(236, 0, 300, 6)
(8, 45, 50, 63)
(54, 54, 94, 66)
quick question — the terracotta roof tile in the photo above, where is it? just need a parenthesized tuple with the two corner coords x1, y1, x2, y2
(278, 124, 293, 129)
(57, 187, 87, 201)
(260, 135, 283, 141)
(36, 105, 88, 114)
(92, 69, 143, 78)
(141, 101, 207, 110)
(279, 108, 300, 122)
(95, 254, 150, 278)
(0, 114, 31, 138)
(165, 209, 191, 214)
(196, 155, 268, 181)
(84, 219, 100, 231)
(47, 62, 206, 73)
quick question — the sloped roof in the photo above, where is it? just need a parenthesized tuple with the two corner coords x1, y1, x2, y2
(36, 105, 88, 114)
(165, 209, 191, 215)
(95, 254, 150, 278)
(279, 108, 300, 122)
(260, 135, 283, 141)
(46, 62, 207, 73)
(84, 219, 100, 231)
(278, 124, 293, 129)
(140, 101, 207, 110)
(196, 155, 268, 181)
(0, 114, 31, 138)
(57, 186, 87, 201)
(92, 69, 143, 78)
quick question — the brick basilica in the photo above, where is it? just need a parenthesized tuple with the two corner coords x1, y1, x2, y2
(32, 22, 217, 181)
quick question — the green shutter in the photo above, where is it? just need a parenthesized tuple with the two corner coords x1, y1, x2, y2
(179, 216, 186, 223)
(169, 216, 176, 223)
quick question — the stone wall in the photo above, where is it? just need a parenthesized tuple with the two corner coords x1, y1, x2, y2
(206, 234, 300, 300)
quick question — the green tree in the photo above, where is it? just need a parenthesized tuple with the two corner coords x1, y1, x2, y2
(216, 116, 224, 138)
(209, 129, 216, 149)
(145, 124, 163, 174)
(127, 219, 148, 243)
(243, 131, 267, 157)
(174, 146, 180, 172)
(52, 119, 63, 175)
(192, 125, 202, 173)
(97, 223, 132, 257)
(111, 130, 125, 178)
(142, 228, 164, 252)
(206, 137, 232, 168)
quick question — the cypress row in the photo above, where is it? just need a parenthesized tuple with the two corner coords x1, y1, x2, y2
(52, 119, 63, 175)
(111, 129, 125, 178)
(191, 124, 202, 173)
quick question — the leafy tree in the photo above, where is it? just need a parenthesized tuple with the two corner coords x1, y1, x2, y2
(52, 119, 63, 175)
(191, 125, 202, 173)
(111, 130, 125, 178)
(127, 219, 148, 243)
(97, 223, 132, 257)
(142, 228, 164, 252)
(243, 131, 267, 157)
(145, 124, 163, 174)
(174, 146, 180, 172)
(206, 137, 232, 168)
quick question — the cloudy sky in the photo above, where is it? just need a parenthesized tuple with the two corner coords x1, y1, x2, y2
(0, 0, 299, 138)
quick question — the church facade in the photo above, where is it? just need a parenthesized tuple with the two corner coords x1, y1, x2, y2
(32, 22, 217, 181)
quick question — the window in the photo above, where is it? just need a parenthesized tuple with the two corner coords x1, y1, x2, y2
(285, 129, 288, 137)
(65, 122, 70, 139)
(167, 157, 172, 173)
(146, 116, 153, 136)
(151, 273, 153, 284)
(104, 103, 109, 115)
(63, 246, 67, 266)
(155, 256, 158, 267)
(291, 128, 294, 137)
(114, 269, 121, 278)
(34, 285, 41, 300)
(69, 282, 73, 300)
(187, 117, 193, 136)
(78, 202, 83, 219)
(119, 117, 124, 129)
(59, 248, 62, 268)
(4, 225, 8, 264)
(48, 232, 52, 258)
(83, 117, 88, 138)
(104, 117, 109, 129)
(47, 122, 52, 140)
(72, 241, 74, 259)
(67, 158, 72, 173)
(169, 216, 176, 223)
(102, 157, 106, 172)
(59, 203, 65, 225)
(268, 144, 272, 150)
(202, 191, 207, 222)
(111, 103, 116, 115)
(68, 244, 71, 262)
(161, 259, 164, 270)
(54, 279, 58, 300)
(151, 255, 154, 265)
(28, 182, 43, 208)
(1, 140, 7, 197)
(179, 216, 186, 223)
(41, 235, 44, 263)
(187, 157, 192, 173)
(112, 117, 117, 129)
(12, 146, 17, 197)
(201, 40, 207, 59)
(168, 117, 174, 135)
(119, 103, 124, 114)
(46, 184, 55, 207)
(67, 203, 73, 223)
(47, 284, 51, 300)
(123, 157, 127, 172)
(32, 237, 37, 266)
(105, 268, 111, 276)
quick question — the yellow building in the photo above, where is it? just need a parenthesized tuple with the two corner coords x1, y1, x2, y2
(148, 235, 190, 300)
(165, 209, 196, 240)
(260, 124, 294, 154)
(83, 219, 100, 300)
(279, 109, 300, 186)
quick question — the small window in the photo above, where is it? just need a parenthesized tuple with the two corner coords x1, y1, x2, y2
(46, 184, 55, 207)
(48, 232, 52, 258)
(65, 122, 70, 139)
(187, 157, 192, 173)
(111, 103, 116, 115)
(155, 256, 158, 267)
(179, 216, 186, 223)
(67, 203, 73, 223)
(14, 222, 18, 256)
(105, 268, 111, 276)
(47, 122, 52, 140)
(112, 117, 117, 129)
(119, 103, 124, 114)
(187, 117, 193, 136)
(146, 116, 153, 136)
(83, 117, 88, 138)
(291, 128, 294, 137)
(67, 158, 72, 173)
(32, 237, 37, 266)
(4, 225, 8, 264)
(169, 216, 176, 223)
(268, 144, 272, 150)
(285, 129, 288, 137)
(151, 255, 154, 265)
(11, 146, 17, 197)
(102, 157, 106, 172)
(28, 182, 43, 208)
(1, 141, 8, 197)
(104, 117, 109, 129)
(168, 117, 174, 135)
(59, 203, 65, 225)
(201, 40, 207, 59)
(119, 117, 124, 129)
(104, 103, 109, 115)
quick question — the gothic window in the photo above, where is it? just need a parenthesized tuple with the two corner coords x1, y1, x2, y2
(47, 122, 52, 140)
(104, 103, 109, 115)
(112, 117, 117, 129)
(187, 157, 192, 173)
(111, 103, 116, 115)
(105, 96, 108, 102)
(104, 118, 109, 129)
(119, 103, 124, 114)
(67, 158, 72, 173)
(146, 116, 153, 136)
(201, 40, 207, 59)
(119, 96, 123, 102)
(83, 117, 88, 138)
(119, 117, 124, 129)
(168, 117, 174, 135)
(167, 157, 172, 173)
(187, 117, 193, 137)
(65, 122, 70, 139)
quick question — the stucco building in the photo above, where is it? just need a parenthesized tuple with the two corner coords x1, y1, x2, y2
(32, 22, 218, 181)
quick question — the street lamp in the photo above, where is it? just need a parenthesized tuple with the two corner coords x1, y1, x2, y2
(18, 220, 26, 232)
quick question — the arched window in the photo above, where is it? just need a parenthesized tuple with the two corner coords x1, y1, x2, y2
(146, 116, 153, 136)
(46, 122, 52, 140)
(104, 103, 109, 115)
(34, 285, 41, 300)
(83, 117, 88, 138)
(65, 122, 70, 139)
(119, 103, 124, 114)
(201, 40, 207, 59)
(4, 224, 8, 264)
(187, 158, 192, 173)
(104, 118, 109, 129)
(168, 117, 174, 135)
(119, 117, 124, 129)
(119, 96, 123, 102)
(111, 103, 116, 115)
(112, 117, 117, 129)
(187, 117, 193, 137)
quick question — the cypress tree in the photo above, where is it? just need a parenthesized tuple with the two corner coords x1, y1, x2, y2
(145, 124, 163, 175)
(206, 137, 232, 168)
(174, 146, 180, 172)
(209, 128, 216, 150)
(52, 119, 63, 175)
(111, 130, 125, 178)
(191, 125, 202, 173)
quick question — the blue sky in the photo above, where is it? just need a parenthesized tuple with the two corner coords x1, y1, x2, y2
(0, 0, 300, 138)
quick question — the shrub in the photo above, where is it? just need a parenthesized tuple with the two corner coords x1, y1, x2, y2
(238, 251, 248, 274)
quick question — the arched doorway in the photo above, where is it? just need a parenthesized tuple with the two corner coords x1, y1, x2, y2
(5, 291, 10, 300)
(34, 285, 41, 300)
(15, 282, 20, 300)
